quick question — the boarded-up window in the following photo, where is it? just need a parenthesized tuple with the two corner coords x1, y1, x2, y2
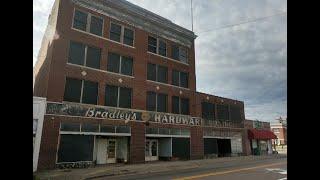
(57, 135, 94, 162)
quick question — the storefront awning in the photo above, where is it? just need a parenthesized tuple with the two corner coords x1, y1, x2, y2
(248, 129, 277, 140)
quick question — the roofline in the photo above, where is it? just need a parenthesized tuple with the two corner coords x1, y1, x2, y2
(196, 91, 243, 103)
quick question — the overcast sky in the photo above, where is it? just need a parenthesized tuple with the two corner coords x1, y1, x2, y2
(33, 0, 287, 122)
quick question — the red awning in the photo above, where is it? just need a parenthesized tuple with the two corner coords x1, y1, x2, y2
(248, 129, 277, 140)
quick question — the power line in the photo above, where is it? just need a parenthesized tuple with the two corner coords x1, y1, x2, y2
(196, 11, 287, 34)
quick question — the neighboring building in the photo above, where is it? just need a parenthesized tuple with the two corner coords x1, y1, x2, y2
(244, 119, 277, 155)
(33, 0, 247, 170)
(33, 97, 46, 172)
(271, 117, 287, 145)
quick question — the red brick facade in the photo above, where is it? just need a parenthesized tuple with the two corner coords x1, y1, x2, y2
(34, 0, 247, 170)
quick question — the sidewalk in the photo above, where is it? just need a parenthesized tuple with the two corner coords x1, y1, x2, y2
(35, 154, 287, 180)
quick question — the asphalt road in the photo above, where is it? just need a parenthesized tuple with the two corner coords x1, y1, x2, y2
(95, 157, 287, 180)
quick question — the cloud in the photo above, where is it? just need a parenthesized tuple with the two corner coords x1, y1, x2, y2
(33, 0, 287, 122)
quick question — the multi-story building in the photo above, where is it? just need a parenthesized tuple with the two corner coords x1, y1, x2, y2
(33, 0, 247, 170)
(271, 117, 287, 145)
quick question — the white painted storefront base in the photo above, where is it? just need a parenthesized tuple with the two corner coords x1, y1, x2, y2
(33, 97, 46, 172)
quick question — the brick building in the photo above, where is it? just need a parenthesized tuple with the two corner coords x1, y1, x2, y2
(33, 0, 247, 170)
(271, 117, 287, 145)
(244, 119, 277, 155)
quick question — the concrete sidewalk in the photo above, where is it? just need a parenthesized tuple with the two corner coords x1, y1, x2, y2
(35, 154, 287, 180)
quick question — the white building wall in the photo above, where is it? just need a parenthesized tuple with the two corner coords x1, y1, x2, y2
(33, 96, 46, 172)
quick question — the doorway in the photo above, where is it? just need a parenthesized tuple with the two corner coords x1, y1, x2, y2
(107, 139, 116, 163)
(217, 139, 231, 157)
(145, 139, 158, 161)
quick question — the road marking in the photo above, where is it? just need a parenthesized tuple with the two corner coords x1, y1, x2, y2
(266, 168, 287, 175)
(172, 162, 287, 180)
(278, 178, 287, 180)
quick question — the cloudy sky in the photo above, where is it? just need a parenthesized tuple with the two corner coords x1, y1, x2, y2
(33, 0, 287, 122)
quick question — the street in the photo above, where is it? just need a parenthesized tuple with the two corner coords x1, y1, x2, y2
(89, 156, 287, 180)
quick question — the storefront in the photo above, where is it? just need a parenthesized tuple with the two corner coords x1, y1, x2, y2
(247, 129, 276, 155)
(33, 97, 46, 172)
(203, 128, 243, 158)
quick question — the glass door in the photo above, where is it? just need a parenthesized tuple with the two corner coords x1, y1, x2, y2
(107, 139, 116, 163)
(145, 139, 158, 161)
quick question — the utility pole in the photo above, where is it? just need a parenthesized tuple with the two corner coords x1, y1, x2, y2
(191, 0, 194, 31)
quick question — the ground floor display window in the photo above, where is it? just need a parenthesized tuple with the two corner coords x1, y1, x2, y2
(172, 138, 190, 159)
(57, 135, 94, 163)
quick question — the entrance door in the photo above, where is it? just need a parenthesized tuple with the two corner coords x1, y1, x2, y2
(145, 139, 158, 161)
(107, 139, 116, 163)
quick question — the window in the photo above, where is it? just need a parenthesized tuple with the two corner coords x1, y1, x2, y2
(146, 92, 167, 112)
(110, 23, 121, 42)
(230, 105, 241, 122)
(107, 52, 133, 76)
(171, 45, 188, 63)
(63, 78, 98, 105)
(180, 98, 189, 115)
(60, 122, 80, 131)
(116, 126, 130, 133)
(172, 70, 189, 88)
(172, 45, 179, 60)
(146, 127, 158, 134)
(146, 91, 156, 111)
(86, 46, 101, 69)
(100, 125, 115, 133)
(172, 70, 180, 86)
(273, 128, 280, 133)
(68, 41, 101, 69)
(148, 36, 157, 53)
(159, 128, 170, 135)
(105, 85, 132, 108)
(124, 28, 134, 46)
(202, 102, 215, 121)
(73, 9, 103, 37)
(179, 47, 188, 63)
(172, 96, 189, 115)
(172, 96, 180, 114)
(90, 16, 103, 36)
(73, 10, 88, 31)
(63, 78, 82, 103)
(158, 40, 167, 56)
(217, 104, 229, 121)
(81, 123, 99, 132)
(147, 63, 168, 83)
(147, 63, 156, 81)
(82, 81, 98, 105)
(109, 23, 135, 46)
(148, 36, 167, 57)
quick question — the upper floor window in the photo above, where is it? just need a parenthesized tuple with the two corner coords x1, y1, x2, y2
(107, 52, 133, 76)
(105, 85, 132, 108)
(68, 41, 101, 69)
(273, 128, 280, 133)
(172, 96, 189, 115)
(73, 9, 103, 36)
(217, 104, 229, 121)
(202, 102, 215, 121)
(148, 36, 167, 56)
(64, 78, 98, 105)
(147, 63, 168, 83)
(109, 23, 134, 46)
(146, 92, 168, 112)
(172, 45, 188, 63)
(230, 105, 242, 122)
(172, 70, 188, 88)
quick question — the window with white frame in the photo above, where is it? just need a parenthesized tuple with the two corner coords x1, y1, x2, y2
(107, 52, 133, 76)
(146, 91, 168, 112)
(109, 22, 134, 46)
(68, 41, 101, 69)
(63, 78, 98, 105)
(148, 36, 167, 57)
(73, 9, 103, 36)
(171, 45, 188, 63)
(105, 85, 132, 108)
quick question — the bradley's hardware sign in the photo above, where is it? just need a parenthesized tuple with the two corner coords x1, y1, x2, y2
(46, 102, 202, 126)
